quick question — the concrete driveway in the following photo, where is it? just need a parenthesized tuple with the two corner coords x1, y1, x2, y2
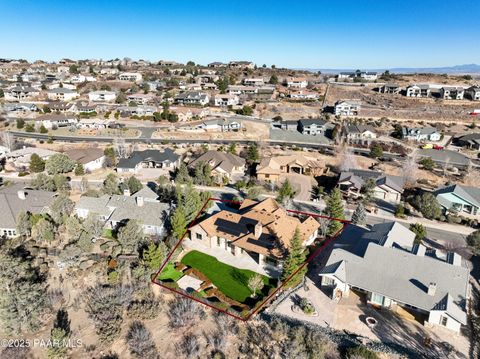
(279, 173, 315, 201)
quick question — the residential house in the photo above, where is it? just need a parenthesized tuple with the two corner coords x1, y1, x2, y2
(75, 187, 170, 235)
(243, 78, 264, 87)
(334, 100, 361, 116)
(4, 85, 40, 101)
(337, 169, 404, 203)
(319, 222, 469, 333)
(417, 149, 470, 169)
(188, 150, 246, 182)
(280, 120, 299, 131)
(116, 149, 180, 174)
(207, 62, 226, 68)
(402, 127, 441, 142)
(434, 184, 480, 217)
(76, 119, 112, 129)
(227, 85, 257, 95)
(406, 84, 431, 98)
(197, 118, 242, 132)
(64, 148, 105, 172)
(440, 86, 465, 100)
(127, 93, 155, 105)
(47, 88, 79, 101)
(88, 90, 116, 102)
(3, 102, 38, 113)
(455, 133, 480, 150)
(69, 74, 96, 83)
(117, 105, 157, 117)
(288, 89, 319, 100)
(35, 114, 77, 129)
(118, 72, 143, 82)
(100, 68, 120, 75)
(337, 70, 378, 82)
(465, 86, 480, 101)
(175, 91, 210, 106)
(286, 77, 308, 88)
(188, 198, 320, 276)
(0, 184, 57, 238)
(228, 61, 255, 69)
(343, 124, 377, 142)
(213, 94, 240, 107)
(256, 153, 325, 183)
(298, 118, 328, 136)
(6, 147, 59, 171)
(379, 83, 401, 94)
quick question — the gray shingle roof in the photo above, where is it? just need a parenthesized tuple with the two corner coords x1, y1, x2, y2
(188, 150, 245, 174)
(418, 149, 470, 167)
(117, 149, 180, 169)
(0, 184, 56, 229)
(320, 223, 469, 323)
(434, 184, 480, 208)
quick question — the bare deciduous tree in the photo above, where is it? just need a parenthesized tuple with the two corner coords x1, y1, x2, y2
(125, 321, 159, 359)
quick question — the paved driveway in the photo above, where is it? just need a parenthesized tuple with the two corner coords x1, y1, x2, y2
(279, 173, 315, 201)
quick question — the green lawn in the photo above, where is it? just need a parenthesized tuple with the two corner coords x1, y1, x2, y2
(158, 263, 183, 282)
(181, 250, 275, 303)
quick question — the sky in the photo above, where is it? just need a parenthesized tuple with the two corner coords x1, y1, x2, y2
(1, 0, 479, 69)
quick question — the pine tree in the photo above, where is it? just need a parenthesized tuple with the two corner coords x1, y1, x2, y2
(103, 173, 120, 195)
(16, 211, 32, 237)
(171, 206, 187, 239)
(281, 228, 307, 284)
(175, 162, 190, 184)
(74, 163, 85, 176)
(143, 241, 167, 272)
(117, 220, 144, 253)
(325, 188, 345, 236)
(277, 179, 296, 204)
(127, 176, 143, 194)
(30, 153, 45, 173)
(351, 202, 366, 225)
(246, 143, 259, 163)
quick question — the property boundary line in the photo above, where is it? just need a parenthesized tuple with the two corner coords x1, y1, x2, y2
(151, 197, 350, 322)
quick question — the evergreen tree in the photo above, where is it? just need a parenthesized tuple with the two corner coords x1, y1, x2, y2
(104, 147, 116, 167)
(227, 143, 237, 154)
(47, 327, 69, 358)
(45, 153, 76, 174)
(50, 194, 75, 224)
(409, 223, 427, 244)
(103, 173, 120, 195)
(175, 162, 191, 184)
(16, 211, 32, 237)
(369, 144, 383, 159)
(171, 206, 187, 239)
(277, 179, 296, 204)
(117, 220, 144, 253)
(351, 203, 366, 225)
(143, 241, 167, 272)
(30, 153, 45, 173)
(126, 176, 143, 194)
(281, 228, 307, 284)
(324, 188, 345, 236)
(74, 163, 85, 176)
(246, 143, 259, 163)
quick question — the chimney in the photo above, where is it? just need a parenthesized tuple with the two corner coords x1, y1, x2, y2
(254, 222, 262, 238)
(136, 196, 144, 207)
(428, 282, 437, 296)
(123, 188, 131, 197)
(17, 190, 26, 200)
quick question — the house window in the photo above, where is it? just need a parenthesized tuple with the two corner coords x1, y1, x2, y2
(322, 276, 335, 286)
(265, 174, 270, 179)
(441, 316, 448, 327)
(196, 233, 202, 240)
(371, 293, 385, 306)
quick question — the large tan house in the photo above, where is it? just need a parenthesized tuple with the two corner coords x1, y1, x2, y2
(187, 198, 320, 275)
(256, 154, 325, 183)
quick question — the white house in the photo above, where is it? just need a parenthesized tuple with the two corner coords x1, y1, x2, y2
(334, 100, 361, 116)
(402, 127, 441, 142)
(319, 222, 469, 333)
(35, 114, 77, 129)
(286, 77, 308, 88)
(406, 84, 431, 98)
(88, 90, 116, 102)
(465, 86, 480, 101)
(118, 72, 143, 82)
(440, 86, 465, 100)
(4, 85, 40, 101)
(175, 91, 210, 106)
(64, 148, 105, 172)
(69, 74, 96, 83)
(243, 78, 264, 87)
(47, 88, 79, 101)
(214, 94, 240, 107)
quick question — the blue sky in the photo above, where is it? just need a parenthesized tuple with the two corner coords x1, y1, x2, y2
(1, 0, 478, 68)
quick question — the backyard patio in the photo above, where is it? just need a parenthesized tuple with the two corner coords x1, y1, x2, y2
(157, 250, 278, 313)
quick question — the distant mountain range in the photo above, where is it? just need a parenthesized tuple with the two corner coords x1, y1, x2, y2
(304, 64, 480, 74)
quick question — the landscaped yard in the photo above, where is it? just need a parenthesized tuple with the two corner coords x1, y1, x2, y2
(181, 250, 276, 303)
(158, 263, 183, 282)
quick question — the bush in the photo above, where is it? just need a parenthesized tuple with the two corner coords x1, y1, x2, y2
(347, 345, 379, 359)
